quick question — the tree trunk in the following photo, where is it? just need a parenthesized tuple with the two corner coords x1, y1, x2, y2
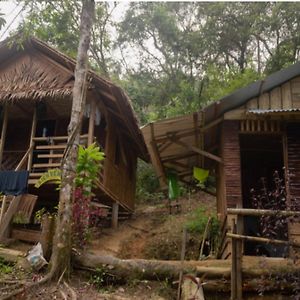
(49, 0, 95, 279)
(73, 252, 300, 281)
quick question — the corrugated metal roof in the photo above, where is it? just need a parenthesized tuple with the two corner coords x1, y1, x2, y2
(247, 108, 300, 115)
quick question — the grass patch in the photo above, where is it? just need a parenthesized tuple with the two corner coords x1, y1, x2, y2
(0, 257, 14, 275)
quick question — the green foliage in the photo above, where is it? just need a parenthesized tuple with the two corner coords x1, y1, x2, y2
(0, 257, 13, 275)
(34, 207, 46, 223)
(34, 168, 62, 189)
(185, 208, 219, 241)
(75, 143, 105, 196)
(14, 2, 300, 125)
(135, 160, 164, 203)
(202, 65, 262, 104)
(35, 143, 104, 193)
(89, 267, 106, 290)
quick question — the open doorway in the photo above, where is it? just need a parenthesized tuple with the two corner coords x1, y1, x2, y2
(240, 134, 288, 257)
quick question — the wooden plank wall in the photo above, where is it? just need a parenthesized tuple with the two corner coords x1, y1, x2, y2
(247, 80, 293, 110)
(103, 115, 137, 211)
(232, 76, 300, 113)
(222, 121, 242, 208)
(287, 123, 300, 245)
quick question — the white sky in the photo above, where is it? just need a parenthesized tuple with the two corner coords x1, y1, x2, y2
(0, 1, 25, 40)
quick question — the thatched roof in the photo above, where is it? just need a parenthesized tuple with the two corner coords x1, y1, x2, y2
(0, 36, 148, 160)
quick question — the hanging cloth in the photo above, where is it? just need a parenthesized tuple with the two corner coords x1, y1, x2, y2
(0, 171, 29, 195)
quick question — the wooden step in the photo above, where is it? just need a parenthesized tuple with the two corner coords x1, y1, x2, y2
(29, 173, 45, 178)
(28, 179, 38, 185)
(32, 163, 61, 168)
(37, 153, 64, 159)
(35, 144, 66, 150)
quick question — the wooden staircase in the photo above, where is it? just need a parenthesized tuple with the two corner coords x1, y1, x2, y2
(28, 134, 88, 185)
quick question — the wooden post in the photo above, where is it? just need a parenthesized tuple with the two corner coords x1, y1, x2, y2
(231, 219, 237, 300)
(111, 202, 119, 229)
(199, 216, 211, 260)
(27, 106, 37, 171)
(236, 214, 243, 299)
(0, 104, 8, 168)
(0, 195, 7, 225)
(88, 99, 96, 145)
(177, 227, 187, 300)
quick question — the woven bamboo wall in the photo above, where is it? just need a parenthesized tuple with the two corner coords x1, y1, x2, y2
(222, 121, 242, 208)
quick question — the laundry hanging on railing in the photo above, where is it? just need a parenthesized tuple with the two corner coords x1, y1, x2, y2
(0, 170, 29, 195)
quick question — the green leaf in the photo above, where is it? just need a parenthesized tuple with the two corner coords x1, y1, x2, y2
(193, 167, 209, 184)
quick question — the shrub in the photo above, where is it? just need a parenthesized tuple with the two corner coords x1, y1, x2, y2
(136, 160, 165, 203)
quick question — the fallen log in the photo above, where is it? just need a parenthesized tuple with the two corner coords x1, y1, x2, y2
(73, 252, 300, 281)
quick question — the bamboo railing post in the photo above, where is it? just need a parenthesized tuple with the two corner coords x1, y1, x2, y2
(231, 219, 237, 300)
(27, 107, 37, 171)
(0, 104, 8, 168)
(199, 216, 212, 260)
(88, 99, 96, 146)
(236, 214, 243, 299)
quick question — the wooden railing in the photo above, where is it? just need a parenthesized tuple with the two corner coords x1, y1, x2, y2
(227, 208, 300, 300)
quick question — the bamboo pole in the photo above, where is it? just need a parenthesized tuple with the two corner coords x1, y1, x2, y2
(199, 216, 211, 260)
(227, 233, 300, 248)
(177, 227, 187, 300)
(227, 208, 300, 217)
(231, 220, 237, 300)
(27, 106, 37, 171)
(0, 104, 8, 168)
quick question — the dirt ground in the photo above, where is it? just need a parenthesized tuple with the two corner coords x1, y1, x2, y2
(0, 191, 215, 300)
(89, 191, 215, 259)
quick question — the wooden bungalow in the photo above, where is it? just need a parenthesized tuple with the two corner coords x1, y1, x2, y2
(142, 62, 300, 259)
(0, 36, 148, 243)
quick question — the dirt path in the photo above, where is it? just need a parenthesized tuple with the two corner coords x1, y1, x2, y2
(89, 208, 157, 257)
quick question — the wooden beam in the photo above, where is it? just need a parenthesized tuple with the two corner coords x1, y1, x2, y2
(150, 123, 167, 186)
(171, 139, 223, 164)
(227, 208, 300, 217)
(201, 116, 223, 131)
(224, 108, 246, 120)
(0, 104, 8, 167)
(193, 112, 201, 166)
(88, 98, 96, 145)
(162, 151, 197, 163)
(227, 233, 300, 248)
(158, 141, 173, 154)
(166, 160, 189, 169)
(27, 106, 37, 171)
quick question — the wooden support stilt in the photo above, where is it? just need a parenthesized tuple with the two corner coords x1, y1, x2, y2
(0, 104, 8, 168)
(111, 202, 119, 229)
(27, 107, 37, 171)
(0, 195, 7, 225)
(88, 99, 96, 145)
